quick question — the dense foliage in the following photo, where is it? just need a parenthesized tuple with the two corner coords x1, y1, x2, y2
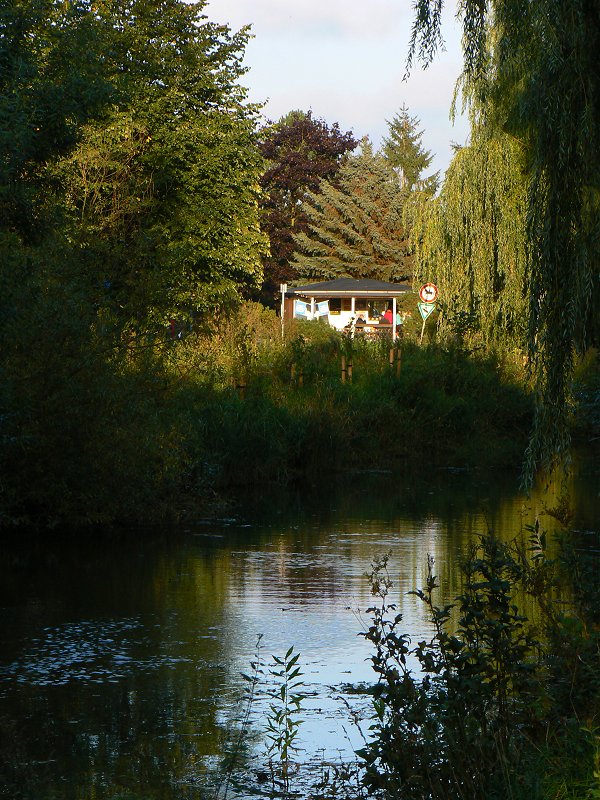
(409, 0, 600, 479)
(291, 140, 412, 282)
(54, 0, 267, 329)
(413, 131, 528, 351)
(357, 528, 600, 800)
(0, 0, 266, 524)
(168, 311, 531, 488)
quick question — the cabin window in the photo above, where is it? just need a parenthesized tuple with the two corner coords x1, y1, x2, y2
(329, 298, 341, 315)
(342, 299, 352, 312)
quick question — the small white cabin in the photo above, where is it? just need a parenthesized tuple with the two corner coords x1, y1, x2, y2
(281, 278, 412, 341)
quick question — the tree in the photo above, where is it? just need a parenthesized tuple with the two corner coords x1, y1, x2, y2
(54, 0, 267, 332)
(0, 0, 268, 523)
(409, 0, 600, 480)
(413, 131, 528, 350)
(383, 105, 439, 193)
(291, 140, 411, 282)
(258, 111, 357, 298)
(0, 0, 112, 242)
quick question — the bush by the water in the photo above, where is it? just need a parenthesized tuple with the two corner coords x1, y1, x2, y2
(212, 526, 600, 800)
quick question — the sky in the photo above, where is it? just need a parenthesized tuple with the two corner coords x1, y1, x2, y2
(203, 0, 471, 178)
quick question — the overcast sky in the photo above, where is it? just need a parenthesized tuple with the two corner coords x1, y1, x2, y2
(203, 0, 471, 177)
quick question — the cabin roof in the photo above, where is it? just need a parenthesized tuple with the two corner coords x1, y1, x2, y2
(286, 278, 412, 297)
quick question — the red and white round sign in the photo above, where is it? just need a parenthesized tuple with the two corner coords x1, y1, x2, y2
(419, 283, 438, 303)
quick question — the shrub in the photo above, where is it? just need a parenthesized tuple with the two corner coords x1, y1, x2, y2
(358, 529, 600, 800)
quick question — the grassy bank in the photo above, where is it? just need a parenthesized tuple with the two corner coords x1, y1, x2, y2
(179, 332, 532, 488)
(1, 304, 535, 527)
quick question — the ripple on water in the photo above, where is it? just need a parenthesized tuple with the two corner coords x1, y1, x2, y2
(0, 617, 193, 689)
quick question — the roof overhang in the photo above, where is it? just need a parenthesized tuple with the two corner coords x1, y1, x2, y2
(285, 278, 413, 299)
(289, 289, 410, 297)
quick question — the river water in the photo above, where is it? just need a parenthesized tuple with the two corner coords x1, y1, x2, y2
(1, 463, 598, 799)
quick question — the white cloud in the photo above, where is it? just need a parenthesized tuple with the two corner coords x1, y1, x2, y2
(205, 0, 410, 39)
(203, 0, 470, 175)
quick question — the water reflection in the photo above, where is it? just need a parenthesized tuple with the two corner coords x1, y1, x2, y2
(0, 462, 597, 799)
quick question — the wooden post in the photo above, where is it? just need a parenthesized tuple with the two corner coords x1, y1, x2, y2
(341, 354, 347, 383)
(236, 378, 247, 399)
(396, 345, 402, 377)
(348, 358, 353, 383)
(389, 347, 395, 368)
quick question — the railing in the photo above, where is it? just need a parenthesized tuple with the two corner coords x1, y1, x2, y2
(344, 321, 398, 338)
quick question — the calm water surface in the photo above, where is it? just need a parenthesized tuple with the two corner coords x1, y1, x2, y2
(1, 464, 598, 799)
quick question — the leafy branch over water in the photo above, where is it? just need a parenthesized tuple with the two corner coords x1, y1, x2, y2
(357, 530, 600, 800)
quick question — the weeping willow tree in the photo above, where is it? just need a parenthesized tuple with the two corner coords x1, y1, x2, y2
(414, 131, 528, 351)
(410, 0, 600, 481)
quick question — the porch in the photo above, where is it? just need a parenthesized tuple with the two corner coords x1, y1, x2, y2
(280, 277, 412, 342)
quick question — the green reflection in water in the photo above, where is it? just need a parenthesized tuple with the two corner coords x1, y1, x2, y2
(0, 459, 598, 799)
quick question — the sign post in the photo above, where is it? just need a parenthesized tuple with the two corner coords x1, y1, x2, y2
(418, 284, 439, 344)
(280, 283, 287, 339)
(419, 283, 438, 304)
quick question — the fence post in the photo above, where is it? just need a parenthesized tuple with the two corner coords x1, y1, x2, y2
(236, 378, 247, 399)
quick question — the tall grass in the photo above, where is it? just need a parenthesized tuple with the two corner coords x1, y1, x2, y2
(0, 303, 535, 527)
(174, 306, 533, 494)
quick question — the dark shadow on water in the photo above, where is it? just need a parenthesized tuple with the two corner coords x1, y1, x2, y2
(225, 465, 522, 528)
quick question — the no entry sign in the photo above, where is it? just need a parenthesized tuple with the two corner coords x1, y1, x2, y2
(419, 283, 438, 303)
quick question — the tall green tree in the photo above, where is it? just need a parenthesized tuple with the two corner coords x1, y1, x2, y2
(409, 0, 600, 479)
(258, 111, 357, 297)
(0, 0, 112, 242)
(55, 0, 266, 332)
(383, 104, 439, 193)
(291, 140, 411, 282)
(413, 131, 528, 350)
(0, 0, 268, 524)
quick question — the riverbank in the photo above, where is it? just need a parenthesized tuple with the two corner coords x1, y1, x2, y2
(1, 310, 536, 527)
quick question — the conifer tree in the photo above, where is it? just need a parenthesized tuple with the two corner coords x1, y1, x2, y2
(383, 105, 439, 193)
(258, 111, 356, 299)
(291, 140, 411, 282)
